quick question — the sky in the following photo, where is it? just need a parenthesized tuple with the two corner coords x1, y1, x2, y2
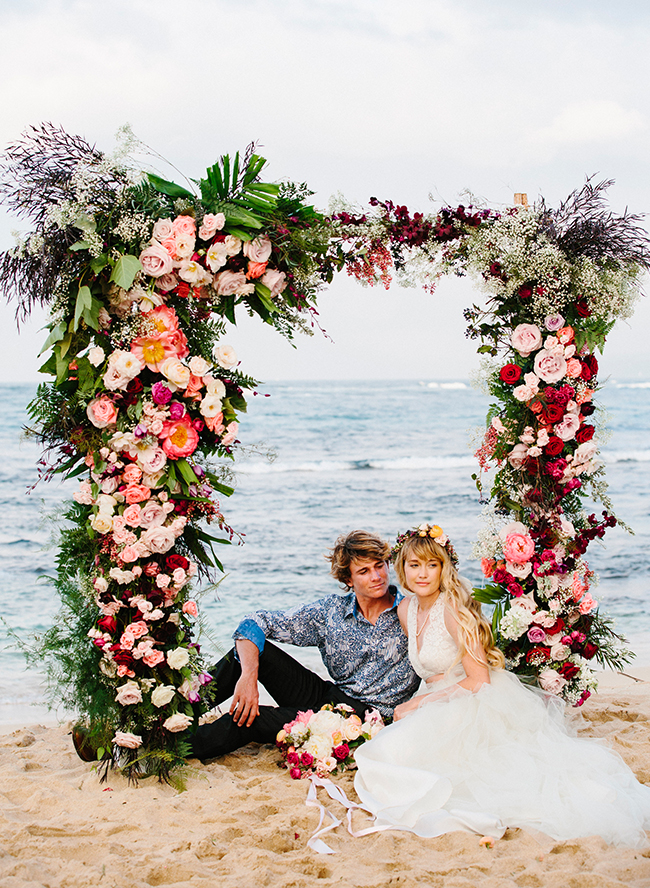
(1, 0, 649, 381)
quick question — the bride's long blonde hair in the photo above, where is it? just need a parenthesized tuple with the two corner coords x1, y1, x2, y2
(393, 535, 505, 670)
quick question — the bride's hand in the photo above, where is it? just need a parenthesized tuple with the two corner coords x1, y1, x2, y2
(393, 698, 419, 721)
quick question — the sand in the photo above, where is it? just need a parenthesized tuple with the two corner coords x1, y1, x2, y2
(2, 670, 650, 888)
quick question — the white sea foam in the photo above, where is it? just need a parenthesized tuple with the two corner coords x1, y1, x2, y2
(238, 454, 476, 475)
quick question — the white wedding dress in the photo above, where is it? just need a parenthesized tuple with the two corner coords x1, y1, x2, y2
(354, 594, 650, 847)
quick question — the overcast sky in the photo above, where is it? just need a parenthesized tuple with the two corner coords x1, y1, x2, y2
(1, 0, 649, 381)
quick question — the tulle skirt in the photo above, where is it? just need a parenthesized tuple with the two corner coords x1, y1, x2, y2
(354, 669, 650, 847)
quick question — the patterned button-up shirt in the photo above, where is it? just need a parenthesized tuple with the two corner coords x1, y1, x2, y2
(233, 587, 419, 717)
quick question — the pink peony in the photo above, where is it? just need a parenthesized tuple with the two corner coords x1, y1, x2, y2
(534, 349, 567, 384)
(503, 531, 535, 564)
(160, 417, 200, 459)
(87, 396, 118, 429)
(140, 243, 174, 278)
(510, 324, 542, 357)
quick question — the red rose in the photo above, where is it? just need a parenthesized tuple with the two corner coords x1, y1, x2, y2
(166, 554, 190, 572)
(97, 615, 117, 634)
(526, 646, 550, 664)
(489, 262, 502, 276)
(575, 298, 591, 317)
(112, 649, 135, 668)
(499, 364, 522, 384)
(544, 617, 565, 635)
(544, 436, 565, 457)
(575, 425, 595, 443)
(583, 642, 598, 660)
(541, 404, 564, 424)
(559, 663, 580, 681)
(517, 284, 533, 300)
(333, 743, 350, 761)
(580, 354, 598, 381)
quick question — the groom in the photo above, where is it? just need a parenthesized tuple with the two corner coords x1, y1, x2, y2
(190, 529, 419, 760)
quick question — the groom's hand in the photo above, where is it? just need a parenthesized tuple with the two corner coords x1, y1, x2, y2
(230, 673, 260, 726)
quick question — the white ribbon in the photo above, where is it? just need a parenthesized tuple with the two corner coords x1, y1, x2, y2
(306, 775, 393, 854)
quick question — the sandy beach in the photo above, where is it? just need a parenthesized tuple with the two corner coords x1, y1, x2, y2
(2, 670, 650, 888)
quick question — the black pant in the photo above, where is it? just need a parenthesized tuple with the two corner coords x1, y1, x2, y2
(190, 642, 370, 760)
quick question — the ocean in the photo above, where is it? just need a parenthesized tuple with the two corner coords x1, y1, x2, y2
(1, 379, 649, 725)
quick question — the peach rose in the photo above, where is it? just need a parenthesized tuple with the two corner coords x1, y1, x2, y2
(510, 324, 542, 357)
(507, 443, 529, 469)
(143, 649, 165, 667)
(246, 260, 268, 279)
(115, 681, 142, 706)
(557, 325, 575, 345)
(122, 504, 142, 527)
(224, 235, 242, 255)
(123, 484, 152, 504)
(87, 396, 118, 429)
(113, 731, 143, 748)
(140, 243, 174, 278)
(182, 599, 198, 617)
(188, 356, 212, 376)
(161, 357, 191, 389)
(120, 545, 140, 563)
(163, 713, 193, 732)
(565, 358, 582, 378)
(213, 344, 238, 369)
(122, 464, 142, 484)
(215, 270, 248, 296)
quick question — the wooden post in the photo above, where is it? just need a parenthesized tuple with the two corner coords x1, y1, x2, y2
(514, 193, 528, 207)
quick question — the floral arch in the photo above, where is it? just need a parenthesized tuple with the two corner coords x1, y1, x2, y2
(1, 124, 648, 781)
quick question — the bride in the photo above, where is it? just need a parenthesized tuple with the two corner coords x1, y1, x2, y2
(353, 523, 650, 847)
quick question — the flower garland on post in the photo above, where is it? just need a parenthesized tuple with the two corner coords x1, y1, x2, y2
(0, 124, 341, 782)
(333, 181, 650, 704)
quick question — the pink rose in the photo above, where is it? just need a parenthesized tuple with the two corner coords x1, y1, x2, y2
(123, 484, 152, 504)
(122, 464, 142, 484)
(503, 531, 535, 564)
(215, 270, 248, 296)
(87, 396, 118, 429)
(156, 272, 179, 292)
(139, 447, 167, 476)
(143, 649, 165, 667)
(173, 568, 187, 586)
(182, 599, 198, 617)
(534, 349, 567, 384)
(126, 620, 148, 639)
(578, 594, 597, 614)
(198, 212, 225, 240)
(140, 243, 175, 278)
(243, 235, 273, 263)
(538, 669, 567, 695)
(527, 626, 547, 643)
(510, 324, 542, 357)
(565, 357, 582, 378)
(221, 421, 239, 447)
(554, 413, 581, 441)
(260, 268, 287, 298)
(139, 502, 167, 528)
(141, 525, 176, 554)
(172, 215, 196, 237)
(163, 713, 193, 732)
(507, 443, 529, 469)
(152, 219, 173, 241)
(120, 545, 140, 563)
(122, 504, 142, 527)
(115, 681, 142, 706)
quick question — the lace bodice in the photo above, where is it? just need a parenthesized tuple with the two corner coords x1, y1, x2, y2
(407, 594, 459, 680)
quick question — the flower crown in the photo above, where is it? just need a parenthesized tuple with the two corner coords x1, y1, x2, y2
(390, 523, 459, 567)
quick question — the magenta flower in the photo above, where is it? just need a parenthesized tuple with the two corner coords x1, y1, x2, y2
(151, 381, 173, 405)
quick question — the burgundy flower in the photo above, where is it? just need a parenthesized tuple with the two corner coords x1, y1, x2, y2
(489, 262, 502, 277)
(517, 284, 533, 300)
(575, 298, 591, 317)
(544, 436, 565, 457)
(499, 363, 522, 384)
(559, 663, 580, 681)
(581, 354, 598, 381)
(166, 554, 190, 572)
(544, 617, 565, 635)
(575, 425, 595, 443)
(112, 650, 135, 668)
(583, 642, 598, 660)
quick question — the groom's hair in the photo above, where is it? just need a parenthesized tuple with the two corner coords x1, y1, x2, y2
(327, 530, 390, 588)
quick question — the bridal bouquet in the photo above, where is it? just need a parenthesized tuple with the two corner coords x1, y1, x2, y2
(276, 704, 384, 779)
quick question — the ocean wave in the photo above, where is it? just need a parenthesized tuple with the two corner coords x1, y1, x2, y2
(238, 455, 476, 475)
(421, 381, 469, 390)
(613, 382, 650, 389)
(603, 450, 650, 463)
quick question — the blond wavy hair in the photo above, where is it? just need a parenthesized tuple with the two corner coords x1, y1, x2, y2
(393, 535, 505, 670)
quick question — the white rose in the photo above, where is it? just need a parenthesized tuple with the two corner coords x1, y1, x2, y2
(112, 351, 144, 380)
(115, 681, 143, 706)
(203, 375, 227, 398)
(96, 494, 117, 514)
(344, 722, 363, 741)
(206, 241, 228, 272)
(224, 235, 242, 256)
(213, 344, 238, 370)
(93, 576, 108, 593)
(91, 512, 113, 534)
(161, 357, 191, 389)
(151, 685, 176, 708)
(200, 393, 224, 419)
(188, 356, 212, 376)
(163, 712, 193, 732)
(167, 647, 190, 669)
(88, 346, 105, 367)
